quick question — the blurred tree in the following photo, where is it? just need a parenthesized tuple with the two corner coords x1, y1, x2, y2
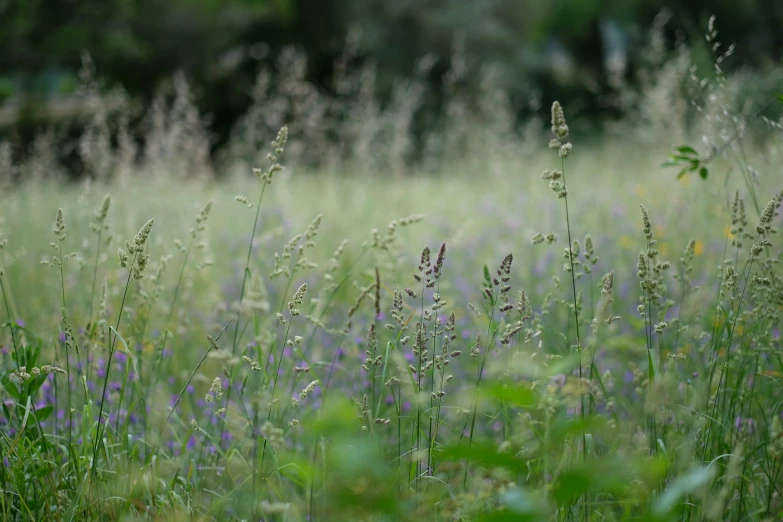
(1, 0, 781, 163)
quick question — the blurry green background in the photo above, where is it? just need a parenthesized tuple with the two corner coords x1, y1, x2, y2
(1, 0, 782, 170)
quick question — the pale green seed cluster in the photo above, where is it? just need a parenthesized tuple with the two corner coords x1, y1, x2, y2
(253, 125, 289, 183)
(54, 208, 66, 241)
(750, 198, 779, 258)
(241, 355, 263, 372)
(531, 231, 557, 245)
(9, 365, 66, 383)
(271, 214, 322, 279)
(61, 308, 79, 354)
(192, 199, 213, 237)
(366, 214, 426, 251)
(205, 377, 223, 404)
(261, 421, 284, 448)
(117, 218, 155, 279)
(288, 283, 307, 316)
(298, 379, 319, 401)
(91, 195, 111, 235)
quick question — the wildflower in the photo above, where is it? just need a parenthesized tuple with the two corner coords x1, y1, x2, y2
(9, 367, 31, 383)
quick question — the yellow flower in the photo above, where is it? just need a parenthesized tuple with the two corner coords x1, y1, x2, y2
(694, 240, 704, 256)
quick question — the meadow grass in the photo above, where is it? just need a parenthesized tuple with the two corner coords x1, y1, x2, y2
(1, 37, 783, 520)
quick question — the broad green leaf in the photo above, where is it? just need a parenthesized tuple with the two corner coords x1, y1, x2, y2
(550, 415, 607, 442)
(652, 466, 714, 516)
(34, 405, 53, 422)
(483, 382, 537, 407)
(553, 468, 592, 504)
(1, 375, 19, 400)
(480, 512, 540, 522)
(699, 167, 709, 179)
(498, 486, 545, 519)
(440, 444, 528, 473)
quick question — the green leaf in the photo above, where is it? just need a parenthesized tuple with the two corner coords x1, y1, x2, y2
(652, 466, 714, 517)
(495, 486, 545, 520)
(676, 168, 688, 180)
(1, 375, 19, 400)
(647, 348, 656, 382)
(553, 468, 592, 504)
(777, 93, 783, 103)
(34, 405, 54, 422)
(676, 145, 698, 156)
(699, 167, 709, 180)
(20, 395, 31, 433)
(440, 444, 528, 474)
(479, 512, 540, 522)
(26, 374, 47, 396)
(483, 383, 537, 407)
(550, 415, 607, 442)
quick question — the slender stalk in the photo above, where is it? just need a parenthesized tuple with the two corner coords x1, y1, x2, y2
(230, 181, 269, 358)
(220, 179, 271, 456)
(58, 239, 74, 456)
(559, 155, 586, 464)
(91, 254, 136, 479)
(88, 229, 103, 324)
(462, 282, 500, 488)
(0, 274, 21, 366)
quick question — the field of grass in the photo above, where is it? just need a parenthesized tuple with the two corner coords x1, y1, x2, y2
(1, 63, 783, 522)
